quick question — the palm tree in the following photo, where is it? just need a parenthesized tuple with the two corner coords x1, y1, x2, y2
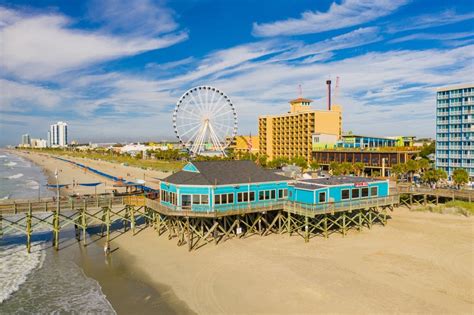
(353, 162, 365, 176)
(452, 169, 469, 189)
(405, 160, 419, 182)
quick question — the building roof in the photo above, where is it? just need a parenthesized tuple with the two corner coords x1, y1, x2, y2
(292, 176, 380, 190)
(289, 97, 313, 104)
(436, 83, 473, 92)
(163, 160, 290, 186)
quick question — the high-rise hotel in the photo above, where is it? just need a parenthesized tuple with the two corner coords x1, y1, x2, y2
(49, 121, 68, 147)
(259, 81, 342, 161)
(436, 84, 474, 179)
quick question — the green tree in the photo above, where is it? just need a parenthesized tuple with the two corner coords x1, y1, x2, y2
(290, 156, 308, 170)
(339, 162, 353, 175)
(422, 169, 447, 186)
(391, 163, 407, 181)
(309, 161, 320, 171)
(452, 169, 469, 188)
(419, 142, 435, 159)
(353, 162, 365, 176)
(257, 154, 268, 167)
(330, 162, 341, 175)
(405, 159, 419, 182)
(417, 158, 431, 173)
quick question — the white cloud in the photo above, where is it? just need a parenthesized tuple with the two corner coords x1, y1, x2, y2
(0, 6, 188, 80)
(87, 0, 179, 36)
(387, 9, 474, 33)
(389, 32, 473, 44)
(0, 79, 63, 110)
(252, 0, 408, 37)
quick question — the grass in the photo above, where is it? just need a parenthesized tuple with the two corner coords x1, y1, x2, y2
(412, 200, 474, 217)
(19, 148, 185, 172)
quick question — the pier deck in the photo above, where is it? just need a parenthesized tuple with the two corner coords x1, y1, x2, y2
(1, 194, 398, 252)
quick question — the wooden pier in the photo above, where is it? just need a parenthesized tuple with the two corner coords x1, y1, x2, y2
(395, 185, 474, 208)
(0, 194, 399, 252)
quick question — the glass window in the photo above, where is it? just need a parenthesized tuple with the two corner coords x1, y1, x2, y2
(222, 194, 227, 204)
(193, 194, 200, 204)
(319, 192, 326, 203)
(278, 189, 288, 199)
(227, 193, 234, 203)
(215, 195, 221, 205)
(249, 192, 255, 201)
(352, 189, 360, 199)
(341, 189, 350, 200)
(265, 190, 270, 199)
(371, 187, 378, 197)
(238, 192, 243, 202)
(201, 195, 209, 204)
(182, 195, 191, 207)
(361, 188, 369, 198)
(271, 190, 276, 199)
(259, 191, 265, 200)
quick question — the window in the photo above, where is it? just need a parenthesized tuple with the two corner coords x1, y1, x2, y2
(181, 195, 191, 207)
(341, 189, 350, 200)
(278, 189, 288, 199)
(319, 192, 326, 203)
(371, 187, 378, 197)
(238, 192, 255, 203)
(215, 193, 234, 205)
(361, 188, 369, 198)
(259, 190, 276, 201)
(352, 189, 360, 199)
(191, 194, 208, 205)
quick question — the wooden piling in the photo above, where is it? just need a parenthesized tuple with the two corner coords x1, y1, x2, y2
(82, 200, 87, 246)
(26, 202, 32, 253)
(304, 216, 309, 243)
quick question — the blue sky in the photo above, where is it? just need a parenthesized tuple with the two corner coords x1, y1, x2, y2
(0, 0, 473, 146)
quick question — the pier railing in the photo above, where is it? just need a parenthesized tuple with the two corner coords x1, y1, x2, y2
(145, 195, 399, 218)
(0, 195, 144, 214)
(395, 185, 474, 202)
(1, 194, 400, 217)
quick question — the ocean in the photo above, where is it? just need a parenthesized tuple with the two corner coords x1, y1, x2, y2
(0, 150, 193, 314)
(0, 150, 116, 313)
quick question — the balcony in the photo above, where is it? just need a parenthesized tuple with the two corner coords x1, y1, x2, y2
(437, 95, 449, 100)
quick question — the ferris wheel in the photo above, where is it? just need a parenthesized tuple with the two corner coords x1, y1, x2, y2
(173, 86, 238, 156)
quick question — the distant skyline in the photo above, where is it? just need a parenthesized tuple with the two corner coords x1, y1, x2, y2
(1, 0, 473, 146)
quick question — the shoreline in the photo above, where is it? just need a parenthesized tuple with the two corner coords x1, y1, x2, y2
(2, 149, 195, 314)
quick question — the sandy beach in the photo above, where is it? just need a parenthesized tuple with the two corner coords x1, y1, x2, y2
(8, 150, 474, 314)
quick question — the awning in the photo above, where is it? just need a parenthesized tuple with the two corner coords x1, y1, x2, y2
(77, 182, 102, 187)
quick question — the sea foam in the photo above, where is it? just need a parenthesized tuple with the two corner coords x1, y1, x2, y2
(4, 161, 17, 167)
(7, 173, 23, 179)
(0, 243, 45, 303)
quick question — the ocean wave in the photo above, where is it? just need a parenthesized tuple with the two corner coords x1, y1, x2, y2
(0, 195, 9, 200)
(0, 243, 45, 303)
(0, 155, 7, 158)
(4, 161, 17, 167)
(25, 180, 40, 190)
(7, 173, 23, 180)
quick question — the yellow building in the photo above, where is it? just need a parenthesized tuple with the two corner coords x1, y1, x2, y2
(259, 97, 342, 161)
(228, 135, 259, 154)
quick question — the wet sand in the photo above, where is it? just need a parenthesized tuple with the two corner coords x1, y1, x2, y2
(9, 150, 474, 314)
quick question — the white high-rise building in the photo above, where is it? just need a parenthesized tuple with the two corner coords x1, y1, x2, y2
(49, 121, 68, 147)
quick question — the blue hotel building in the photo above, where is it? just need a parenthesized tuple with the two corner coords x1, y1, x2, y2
(159, 160, 389, 213)
(436, 84, 474, 180)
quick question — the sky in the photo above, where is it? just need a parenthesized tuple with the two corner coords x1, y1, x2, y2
(0, 0, 473, 146)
